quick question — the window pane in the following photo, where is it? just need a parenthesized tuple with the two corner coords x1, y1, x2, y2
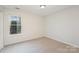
(10, 16, 21, 34)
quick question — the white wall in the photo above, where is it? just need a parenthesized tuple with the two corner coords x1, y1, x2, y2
(4, 10, 44, 45)
(45, 6, 79, 47)
(0, 12, 3, 49)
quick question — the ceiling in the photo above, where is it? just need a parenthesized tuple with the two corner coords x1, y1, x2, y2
(0, 5, 72, 16)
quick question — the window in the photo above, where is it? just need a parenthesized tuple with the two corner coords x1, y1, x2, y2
(10, 16, 21, 34)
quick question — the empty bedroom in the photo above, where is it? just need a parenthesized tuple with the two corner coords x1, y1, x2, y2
(0, 5, 79, 53)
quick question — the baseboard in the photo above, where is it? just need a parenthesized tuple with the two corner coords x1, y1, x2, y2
(5, 35, 44, 47)
(45, 35, 79, 48)
(4, 34, 79, 48)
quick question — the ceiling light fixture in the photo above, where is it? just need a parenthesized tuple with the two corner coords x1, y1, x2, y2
(40, 5, 46, 8)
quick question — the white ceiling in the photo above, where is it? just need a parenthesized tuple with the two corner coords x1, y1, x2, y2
(0, 5, 72, 16)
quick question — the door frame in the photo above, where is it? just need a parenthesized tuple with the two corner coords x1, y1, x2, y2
(0, 12, 4, 49)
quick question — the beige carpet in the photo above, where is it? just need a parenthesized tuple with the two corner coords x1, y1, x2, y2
(0, 37, 79, 53)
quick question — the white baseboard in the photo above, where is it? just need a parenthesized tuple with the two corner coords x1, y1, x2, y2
(4, 34, 79, 48)
(45, 34, 79, 48)
(5, 35, 43, 46)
